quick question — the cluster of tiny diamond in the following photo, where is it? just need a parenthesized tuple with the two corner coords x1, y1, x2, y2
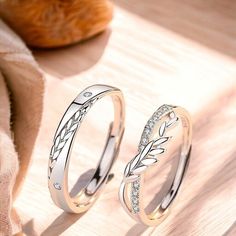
(138, 104, 172, 152)
(131, 180, 140, 213)
(130, 105, 173, 214)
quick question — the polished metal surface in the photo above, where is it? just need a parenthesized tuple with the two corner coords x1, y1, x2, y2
(119, 104, 192, 226)
(48, 84, 125, 213)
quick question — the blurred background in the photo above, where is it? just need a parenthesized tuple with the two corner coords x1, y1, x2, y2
(0, 1, 235, 236)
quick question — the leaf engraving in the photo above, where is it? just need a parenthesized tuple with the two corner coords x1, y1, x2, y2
(130, 154, 141, 170)
(154, 137, 169, 146)
(132, 165, 147, 175)
(140, 141, 154, 160)
(123, 107, 177, 183)
(141, 158, 157, 166)
(149, 148, 165, 156)
(159, 121, 166, 137)
(167, 117, 178, 128)
(48, 101, 95, 178)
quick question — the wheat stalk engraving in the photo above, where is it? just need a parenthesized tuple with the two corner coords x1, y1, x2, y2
(48, 98, 97, 178)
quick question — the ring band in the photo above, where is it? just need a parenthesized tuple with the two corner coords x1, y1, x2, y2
(119, 104, 192, 226)
(48, 84, 125, 213)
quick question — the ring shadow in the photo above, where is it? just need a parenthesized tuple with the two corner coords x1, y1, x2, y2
(22, 89, 236, 236)
(40, 169, 95, 236)
(145, 151, 179, 214)
(166, 86, 236, 235)
(125, 149, 184, 236)
(167, 150, 236, 236)
(22, 169, 115, 235)
(126, 86, 236, 236)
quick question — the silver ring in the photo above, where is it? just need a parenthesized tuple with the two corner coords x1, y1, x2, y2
(119, 104, 192, 226)
(48, 84, 125, 213)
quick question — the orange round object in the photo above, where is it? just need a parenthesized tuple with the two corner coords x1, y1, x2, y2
(0, 0, 113, 48)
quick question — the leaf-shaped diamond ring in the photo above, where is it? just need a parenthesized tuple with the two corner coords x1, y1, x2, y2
(119, 105, 192, 226)
(48, 84, 125, 213)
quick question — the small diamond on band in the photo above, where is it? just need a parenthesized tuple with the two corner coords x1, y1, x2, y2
(141, 137, 148, 145)
(148, 120, 155, 128)
(83, 92, 92, 97)
(144, 127, 151, 135)
(53, 182, 61, 190)
(138, 105, 173, 151)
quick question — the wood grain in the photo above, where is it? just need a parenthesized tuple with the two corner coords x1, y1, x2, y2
(15, 1, 236, 235)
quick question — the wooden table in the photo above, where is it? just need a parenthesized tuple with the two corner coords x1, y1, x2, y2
(16, 1, 236, 235)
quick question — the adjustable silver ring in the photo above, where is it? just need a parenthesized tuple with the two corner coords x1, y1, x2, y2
(119, 104, 192, 226)
(48, 84, 125, 213)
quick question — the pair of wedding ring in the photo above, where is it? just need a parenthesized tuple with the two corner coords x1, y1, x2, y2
(48, 84, 192, 226)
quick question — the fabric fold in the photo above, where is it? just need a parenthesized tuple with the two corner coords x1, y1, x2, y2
(0, 19, 44, 235)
